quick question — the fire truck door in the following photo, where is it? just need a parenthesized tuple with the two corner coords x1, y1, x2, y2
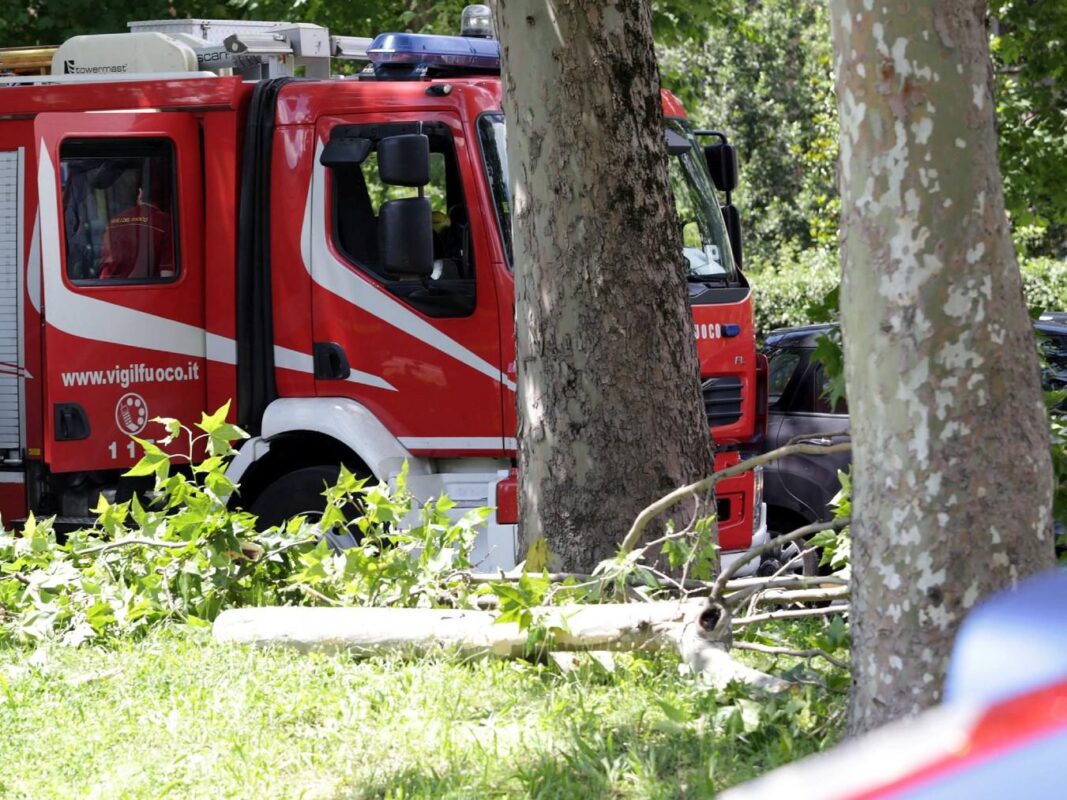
(309, 114, 505, 452)
(34, 112, 205, 472)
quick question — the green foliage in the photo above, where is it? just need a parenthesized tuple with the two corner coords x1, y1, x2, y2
(746, 247, 840, 339)
(1048, 403, 1067, 558)
(991, 2, 1067, 255)
(660, 0, 840, 264)
(750, 252, 1067, 340)
(1019, 258, 1067, 317)
(809, 472, 851, 571)
(0, 405, 490, 646)
(1, 0, 469, 48)
(297, 462, 490, 609)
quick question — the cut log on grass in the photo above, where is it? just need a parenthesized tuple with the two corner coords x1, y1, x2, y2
(214, 601, 790, 691)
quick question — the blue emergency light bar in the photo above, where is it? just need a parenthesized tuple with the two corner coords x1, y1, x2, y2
(367, 33, 501, 73)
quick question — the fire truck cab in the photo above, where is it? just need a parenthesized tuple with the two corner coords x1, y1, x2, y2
(0, 13, 767, 573)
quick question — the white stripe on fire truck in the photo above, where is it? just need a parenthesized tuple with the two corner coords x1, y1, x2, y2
(305, 146, 518, 394)
(398, 437, 507, 450)
(27, 213, 40, 313)
(206, 333, 236, 364)
(273, 344, 396, 392)
(36, 149, 396, 393)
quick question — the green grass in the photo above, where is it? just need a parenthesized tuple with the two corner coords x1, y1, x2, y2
(0, 628, 845, 799)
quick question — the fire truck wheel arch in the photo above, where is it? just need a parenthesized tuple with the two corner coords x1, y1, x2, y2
(226, 397, 433, 511)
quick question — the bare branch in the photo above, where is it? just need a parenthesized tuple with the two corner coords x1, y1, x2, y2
(785, 430, 851, 447)
(295, 584, 343, 606)
(620, 442, 851, 555)
(733, 605, 850, 626)
(723, 574, 848, 591)
(257, 537, 318, 562)
(713, 517, 850, 597)
(746, 586, 849, 606)
(73, 538, 196, 557)
(732, 640, 849, 669)
(467, 570, 849, 599)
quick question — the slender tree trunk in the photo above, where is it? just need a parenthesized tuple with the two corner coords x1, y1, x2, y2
(830, 0, 1055, 735)
(495, 0, 715, 570)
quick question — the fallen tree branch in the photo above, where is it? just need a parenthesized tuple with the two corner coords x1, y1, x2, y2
(0, 571, 30, 585)
(745, 586, 849, 606)
(73, 538, 196, 557)
(214, 600, 790, 691)
(466, 570, 715, 593)
(732, 641, 848, 669)
(722, 574, 848, 592)
(467, 571, 847, 596)
(714, 517, 850, 598)
(786, 430, 851, 447)
(620, 441, 852, 555)
(732, 605, 850, 626)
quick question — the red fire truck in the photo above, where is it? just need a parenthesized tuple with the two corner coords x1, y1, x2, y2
(0, 11, 767, 572)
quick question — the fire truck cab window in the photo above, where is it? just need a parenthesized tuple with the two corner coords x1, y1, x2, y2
(330, 123, 475, 317)
(59, 139, 179, 284)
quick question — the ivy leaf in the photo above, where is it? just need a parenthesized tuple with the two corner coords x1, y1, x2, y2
(151, 416, 182, 445)
(195, 401, 248, 457)
(124, 438, 170, 479)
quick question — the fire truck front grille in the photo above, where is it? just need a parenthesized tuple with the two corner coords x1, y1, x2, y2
(702, 376, 743, 427)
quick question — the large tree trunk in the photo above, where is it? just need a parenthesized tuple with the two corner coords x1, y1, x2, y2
(495, 0, 715, 571)
(830, 0, 1055, 734)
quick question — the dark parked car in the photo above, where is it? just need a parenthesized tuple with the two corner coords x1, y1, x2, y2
(759, 317, 1067, 535)
(1037, 313, 1067, 401)
(760, 324, 851, 538)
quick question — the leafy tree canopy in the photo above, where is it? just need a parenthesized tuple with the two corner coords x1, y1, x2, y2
(992, 1, 1067, 255)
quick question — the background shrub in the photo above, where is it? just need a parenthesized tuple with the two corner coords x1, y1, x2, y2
(747, 253, 1067, 340)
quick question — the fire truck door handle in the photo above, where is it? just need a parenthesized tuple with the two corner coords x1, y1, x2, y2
(313, 342, 352, 381)
(54, 403, 91, 441)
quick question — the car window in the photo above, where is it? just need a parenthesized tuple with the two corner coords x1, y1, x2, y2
(60, 138, 179, 284)
(767, 349, 802, 408)
(328, 121, 476, 318)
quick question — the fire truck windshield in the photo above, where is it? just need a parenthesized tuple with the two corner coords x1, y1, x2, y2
(477, 114, 739, 285)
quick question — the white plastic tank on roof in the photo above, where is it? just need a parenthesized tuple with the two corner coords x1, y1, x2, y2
(51, 32, 197, 77)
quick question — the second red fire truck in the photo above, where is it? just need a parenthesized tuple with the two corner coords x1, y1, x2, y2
(0, 10, 768, 572)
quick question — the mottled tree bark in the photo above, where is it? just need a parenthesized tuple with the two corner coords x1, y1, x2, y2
(830, 0, 1055, 734)
(495, 0, 715, 570)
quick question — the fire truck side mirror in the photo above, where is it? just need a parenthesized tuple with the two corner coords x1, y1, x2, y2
(320, 136, 373, 167)
(379, 197, 434, 277)
(377, 134, 430, 187)
(721, 203, 743, 269)
(703, 142, 738, 193)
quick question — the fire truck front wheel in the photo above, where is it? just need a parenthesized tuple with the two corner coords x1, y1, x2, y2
(247, 465, 351, 530)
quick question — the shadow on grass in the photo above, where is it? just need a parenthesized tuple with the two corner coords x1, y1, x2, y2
(324, 718, 788, 800)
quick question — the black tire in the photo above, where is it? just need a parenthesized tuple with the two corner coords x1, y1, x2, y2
(762, 528, 821, 577)
(247, 465, 344, 530)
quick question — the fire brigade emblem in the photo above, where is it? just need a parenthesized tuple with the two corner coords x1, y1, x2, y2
(115, 393, 148, 436)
